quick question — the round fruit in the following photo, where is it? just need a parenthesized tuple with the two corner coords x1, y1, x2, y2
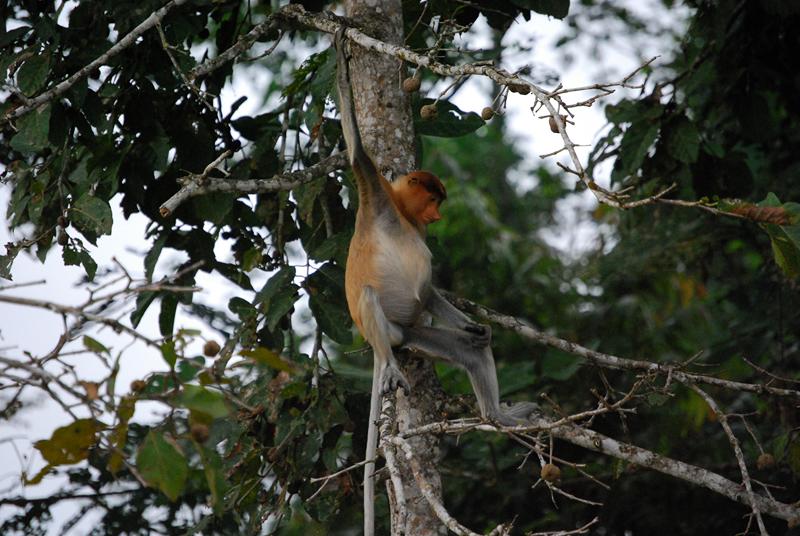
(756, 453, 775, 470)
(203, 340, 221, 357)
(420, 104, 438, 120)
(402, 76, 421, 93)
(191, 423, 210, 443)
(540, 463, 561, 482)
(130, 380, 146, 393)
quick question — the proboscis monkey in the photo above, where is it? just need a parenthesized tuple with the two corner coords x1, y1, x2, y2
(335, 29, 536, 536)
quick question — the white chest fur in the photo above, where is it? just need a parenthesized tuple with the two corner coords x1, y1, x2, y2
(373, 226, 432, 325)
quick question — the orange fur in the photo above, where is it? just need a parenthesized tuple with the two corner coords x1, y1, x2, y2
(345, 172, 445, 337)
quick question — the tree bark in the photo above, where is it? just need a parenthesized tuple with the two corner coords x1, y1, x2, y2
(343, 1, 445, 534)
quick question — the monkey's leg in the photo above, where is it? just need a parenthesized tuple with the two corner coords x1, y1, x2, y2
(358, 286, 410, 394)
(427, 289, 491, 345)
(357, 285, 409, 536)
(400, 326, 537, 425)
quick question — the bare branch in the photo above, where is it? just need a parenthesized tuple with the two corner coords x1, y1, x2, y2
(0, 294, 162, 350)
(190, 18, 281, 80)
(692, 386, 768, 536)
(159, 152, 347, 218)
(380, 396, 408, 531)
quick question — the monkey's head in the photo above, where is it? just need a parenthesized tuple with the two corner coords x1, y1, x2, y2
(393, 171, 447, 228)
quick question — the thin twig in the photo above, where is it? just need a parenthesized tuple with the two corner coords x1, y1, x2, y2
(692, 386, 768, 536)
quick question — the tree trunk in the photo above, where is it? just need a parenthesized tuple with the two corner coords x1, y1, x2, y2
(343, 1, 445, 534)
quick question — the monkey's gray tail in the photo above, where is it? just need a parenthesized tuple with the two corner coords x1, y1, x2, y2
(364, 357, 381, 536)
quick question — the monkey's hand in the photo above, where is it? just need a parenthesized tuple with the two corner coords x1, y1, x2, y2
(463, 322, 491, 348)
(381, 365, 410, 396)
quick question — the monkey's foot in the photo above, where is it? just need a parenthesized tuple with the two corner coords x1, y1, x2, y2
(463, 322, 491, 348)
(381, 365, 410, 396)
(491, 402, 541, 426)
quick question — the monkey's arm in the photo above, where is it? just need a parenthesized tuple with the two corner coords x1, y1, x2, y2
(334, 29, 390, 205)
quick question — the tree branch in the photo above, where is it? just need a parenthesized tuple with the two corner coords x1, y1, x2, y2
(692, 386, 768, 535)
(273, 5, 638, 207)
(158, 152, 347, 218)
(445, 293, 800, 399)
(531, 415, 799, 523)
(398, 416, 800, 524)
(190, 17, 282, 80)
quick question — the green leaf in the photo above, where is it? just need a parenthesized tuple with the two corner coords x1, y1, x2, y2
(144, 234, 167, 281)
(62, 243, 98, 281)
(159, 294, 178, 336)
(611, 121, 660, 183)
(0, 26, 31, 49)
(756, 194, 800, 278)
(108, 397, 135, 474)
(17, 52, 51, 96)
(294, 178, 325, 227)
(131, 291, 157, 327)
(605, 99, 661, 124)
(176, 385, 229, 419)
(307, 263, 352, 344)
(255, 266, 297, 304)
(198, 445, 227, 515)
(176, 357, 204, 382)
(10, 104, 51, 153)
(665, 116, 700, 163)
(415, 99, 485, 138)
(191, 193, 234, 225)
(309, 290, 352, 345)
(231, 111, 282, 141)
(136, 430, 188, 501)
(0, 244, 22, 280)
(228, 296, 257, 321)
(215, 261, 253, 290)
(34, 419, 101, 466)
(83, 336, 109, 355)
(70, 195, 113, 236)
(150, 135, 171, 172)
(161, 340, 178, 368)
(284, 50, 330, 97)
(264, 284, 300, 331)
(764, 224, 800, 278)
(788, 441, 800, 476)
(309, 231, 350, 263)
(240, 347, 296, 372)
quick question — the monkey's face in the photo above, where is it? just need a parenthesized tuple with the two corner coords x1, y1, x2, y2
(417, 193, 442, 225)
(395, 178, 442, 227)
(397, 172, 445, 227)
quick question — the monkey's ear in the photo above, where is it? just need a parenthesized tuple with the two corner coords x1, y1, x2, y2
(407, 175, 419, 185)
